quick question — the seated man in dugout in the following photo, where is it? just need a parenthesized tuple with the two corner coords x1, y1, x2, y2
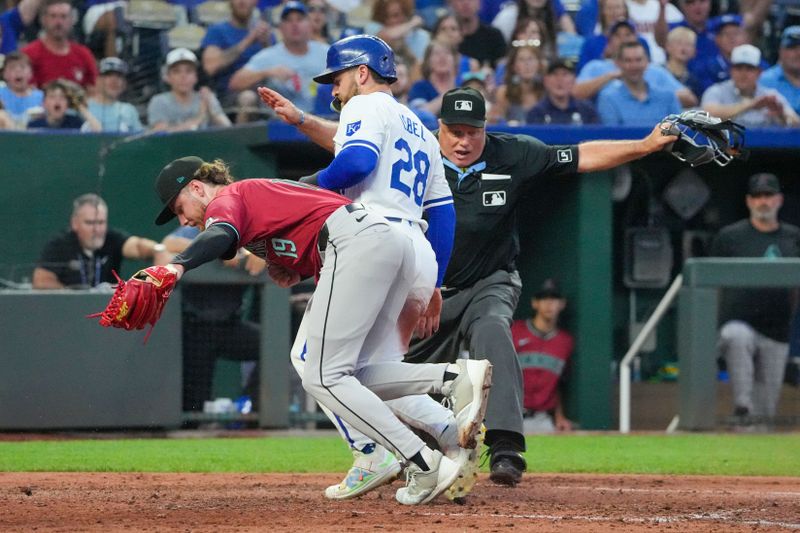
(32, 193, 166, 289)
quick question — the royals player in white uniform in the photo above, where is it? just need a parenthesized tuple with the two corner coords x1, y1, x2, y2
(259, 35, 480, 502)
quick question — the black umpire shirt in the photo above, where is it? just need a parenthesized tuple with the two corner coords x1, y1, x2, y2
(37, 228, 130, 288)
(437, 131, 579, 290)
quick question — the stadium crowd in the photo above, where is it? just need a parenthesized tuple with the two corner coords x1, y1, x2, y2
(1, 0, 799, 131)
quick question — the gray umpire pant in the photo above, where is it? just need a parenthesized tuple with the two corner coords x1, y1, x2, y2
(719, 320, 788, 418)
(406, 269, 524, 441)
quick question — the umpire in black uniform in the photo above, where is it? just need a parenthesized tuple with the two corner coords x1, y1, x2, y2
(406, 87, 679, 485)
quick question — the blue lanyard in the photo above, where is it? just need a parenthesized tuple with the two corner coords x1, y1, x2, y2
(443, 159, 487, 190)
(78, 254, 102, 287)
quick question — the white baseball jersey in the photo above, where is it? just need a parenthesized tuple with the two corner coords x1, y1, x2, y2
(333, 91, 452, 229)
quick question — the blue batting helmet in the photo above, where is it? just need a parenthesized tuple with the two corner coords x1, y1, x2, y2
(313, 34, 397, 84)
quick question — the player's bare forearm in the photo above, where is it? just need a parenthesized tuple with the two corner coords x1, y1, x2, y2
(258, 87, 337, 152)
(297, 113, 338, 153)
(577, 124, 677, 172)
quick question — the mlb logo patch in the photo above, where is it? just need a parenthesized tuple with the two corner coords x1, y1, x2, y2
(557, 149, 573, 163)
(483, 191, 506, 207)
(455, 100, 473, 111)
(345, 120, 362, 136)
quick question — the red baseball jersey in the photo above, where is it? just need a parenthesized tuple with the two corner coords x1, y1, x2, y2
(511, 319, 574, 412)
(204, 179, 350, 279)
(22, 40, 98, 88)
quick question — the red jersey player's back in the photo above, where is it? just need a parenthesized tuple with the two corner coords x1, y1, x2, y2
(205, 179, 350, 279)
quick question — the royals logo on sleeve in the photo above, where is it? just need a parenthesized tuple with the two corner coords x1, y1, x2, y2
(345, 120, 362, 136)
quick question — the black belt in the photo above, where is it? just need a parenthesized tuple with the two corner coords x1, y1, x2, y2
(440, 264, 518, 296)
(318, 203, 365, 253)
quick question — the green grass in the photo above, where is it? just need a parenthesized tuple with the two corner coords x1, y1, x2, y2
(0, 434, 798, 476)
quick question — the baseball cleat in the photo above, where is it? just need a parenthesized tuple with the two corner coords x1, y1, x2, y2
(443, 359, 492, 449)
(324, 444, 401, 500)
(395, 450, 460, 505)
(444, 424, 485, 502)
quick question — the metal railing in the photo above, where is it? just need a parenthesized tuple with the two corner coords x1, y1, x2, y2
(619, 274, 683, 433)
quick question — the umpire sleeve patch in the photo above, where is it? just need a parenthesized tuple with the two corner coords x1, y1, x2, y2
(557, 149, 573, 163)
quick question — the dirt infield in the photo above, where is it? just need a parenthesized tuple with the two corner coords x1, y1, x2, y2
(1, 472, 798, 532)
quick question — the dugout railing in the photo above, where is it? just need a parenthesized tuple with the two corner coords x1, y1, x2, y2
(620, 258, 800, 433)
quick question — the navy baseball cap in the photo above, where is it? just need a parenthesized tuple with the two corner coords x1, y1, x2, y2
(534, 279, 563, 299)
(708, 14, 742, 34)
(154, 156, 204, 225)
(781, 25, 800, 48)
(609, 20, 636, 35)
(747, 173, 781, 195)
(281, 0, 307, 19)
(546, 59, 576, 74)
(99, 57, 129, 76)
(440, 87, 486, 128)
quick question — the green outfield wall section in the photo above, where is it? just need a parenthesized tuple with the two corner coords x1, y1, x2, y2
(0, 124, 277, 280)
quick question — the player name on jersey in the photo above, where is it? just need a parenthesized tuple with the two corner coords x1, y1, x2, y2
(399, 113, 427, 141)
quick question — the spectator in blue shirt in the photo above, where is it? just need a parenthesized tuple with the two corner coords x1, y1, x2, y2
(760, 26, 800, 115)
(0, 51, 43, 128)
(597, 40, 681, 126)
(655, 0, 716, 70)
(527, 59, 599, 125)
(574, 20, 695, 107)
(702, 44, 800, 128)
(87, 57, 143, 133)
(201, 0, 272, 111)
(577, 0, 629, 71)
(692, 14, 746, 96)
(228, 2, 328, 114)
(0, 0, 40, 54)
(408, 40, 459, 117)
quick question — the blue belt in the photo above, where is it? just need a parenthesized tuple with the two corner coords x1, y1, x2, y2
(386, 216, 414, 226)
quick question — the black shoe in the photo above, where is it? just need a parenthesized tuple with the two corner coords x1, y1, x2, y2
(489, 447, 526, 486)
